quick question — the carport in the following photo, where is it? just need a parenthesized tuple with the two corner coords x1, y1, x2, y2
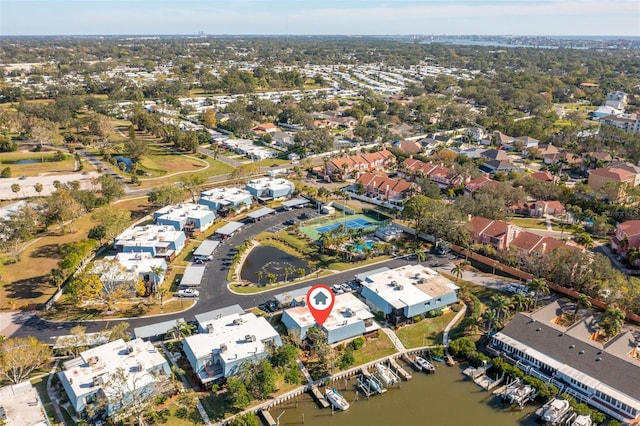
(247, 207, 275, 222)
(282, 197, 310, 209)
(134, 318, 185, 341)
(179, 265, 206, 288)
(214, 221, 244, 237)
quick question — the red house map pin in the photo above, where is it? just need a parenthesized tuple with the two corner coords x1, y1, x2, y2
(306, 284, 335, 326)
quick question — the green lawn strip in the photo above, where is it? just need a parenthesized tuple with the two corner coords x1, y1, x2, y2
(395, 311, 457, 349)
(508, 217, 548, 230)
(327, 255, 392, 271)
(32, 377, 61, 426)
(164, 404, 205, 425)
(351, 331, 398, 366)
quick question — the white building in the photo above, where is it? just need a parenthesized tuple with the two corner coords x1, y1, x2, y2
(182, 311, 282, 386)
(0, 381, 50, 426)
(153, 203, 216, 236)
(58, 338, 171, 422)
(605, 91, 628, 111)
(104, 252, 167, 293)
(282, 292, 379, 344)
(358, 264, 459, 324)
(199, 187, 253, 213)
(114, 224, 186, 259)
(245, 177, 295, 201)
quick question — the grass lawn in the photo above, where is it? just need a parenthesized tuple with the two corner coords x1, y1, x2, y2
(32, 376, 62, 426)
(136, 156, 234, 189)
(351, 331, 398, 366)
(137, 144, 209, 177)
(251, 158, 290, 167)
(395, 311, 457, 349)
(508, 217, 549, 230)
(1, 197, 153, 309)
(0, 151, 77, 177)
(164, 404, 205, 425)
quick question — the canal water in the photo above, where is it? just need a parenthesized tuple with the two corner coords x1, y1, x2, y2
(272, 363, 540, 426)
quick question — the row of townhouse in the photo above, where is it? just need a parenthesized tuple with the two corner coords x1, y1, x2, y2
(468, 216, 580, 256)
(354, 173, 417, 207)
(399, 157, 467, 189)
(489, 301, 640, 425)
(324, 149, 395, 179)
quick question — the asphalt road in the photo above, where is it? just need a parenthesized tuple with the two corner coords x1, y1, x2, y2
(10, 207, 417, 342)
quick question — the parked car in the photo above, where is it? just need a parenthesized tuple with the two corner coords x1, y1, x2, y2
(331, 284, 344, 294)
(177, 288, 200, 298)
(194, 258, 204, 264)
(340, 283, 352, 293)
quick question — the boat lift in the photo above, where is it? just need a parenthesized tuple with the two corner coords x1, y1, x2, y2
(357, 369, 386, 397)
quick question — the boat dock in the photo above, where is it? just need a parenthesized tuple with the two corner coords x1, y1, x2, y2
(309, 385, 330, 408)
(259, 409, 277, 426)
(463, 363, 503, 391)
(389, 358, 412, 380)
(359, 369, 387, 395)
(495, 378, 536, 409)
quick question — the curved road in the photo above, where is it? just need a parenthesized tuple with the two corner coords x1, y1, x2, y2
(11, 207, 412, 341)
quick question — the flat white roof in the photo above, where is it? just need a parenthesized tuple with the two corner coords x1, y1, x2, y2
(0, 381, 49, 426)
(134, 318, 185, 340)
(115, 224, 184, 247)
(180, 265, 206, 287)
(247, 207, 275, 219)
(215, 221, 244, 236)
(185, 312, 279, 362)
(246, 177, 294, 192)
(282, 197, 310, 208)
(285, 292, 375, 331)
(195, 304, 245, 324)
(362, 264, 459, 307)
(156, 203, 213, 221)
(60, 339, 167, 404)
(200, 187, 252, 205)
(107, 252, 167, 275)
(193, 240, 220, 257)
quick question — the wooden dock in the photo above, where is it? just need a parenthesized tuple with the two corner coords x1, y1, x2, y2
(309, 385, 330, 409)
(259, 409, 277, 426)
(389, 358, 412, 380)
(445, 353, 456, 366)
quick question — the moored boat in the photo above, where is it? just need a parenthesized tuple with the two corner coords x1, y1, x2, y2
(376, 363, 398, 386)
(571, 414, 592, 426)
(366, 376, 384, 394)
(325, 388, 350, 411)
(415, 356, 436, 373)
(538, 398, 571, 424)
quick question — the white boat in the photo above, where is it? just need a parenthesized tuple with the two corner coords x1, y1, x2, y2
(506, 383, 534, 406)
(325, 388, 350, 411)
(540, 399, 572, 424)
(571, 414, 592, 426)
(415, 356, 435, 373)
(376, 363, 398, 386)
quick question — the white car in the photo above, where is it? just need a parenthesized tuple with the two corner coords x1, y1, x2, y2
(177, 288, 200, 298)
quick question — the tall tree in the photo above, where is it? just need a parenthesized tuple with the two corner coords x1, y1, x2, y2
(147, 184, 186, 206)
(90, 205, 131, 242)
(179, 175, 205, 203)
(98, 174, 125, 202)
(572, 293, 592, 322)
(527, 278, 549, 309)
(0, 336, 52, 384)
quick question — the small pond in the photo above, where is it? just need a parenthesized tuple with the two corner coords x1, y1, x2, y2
(240, 246, 309, 283)
(3, 159, 41, 164)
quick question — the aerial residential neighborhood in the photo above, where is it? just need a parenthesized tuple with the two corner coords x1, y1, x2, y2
(0, 14, 639, 426)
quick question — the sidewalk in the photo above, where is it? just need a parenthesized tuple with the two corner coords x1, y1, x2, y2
(380, 326, 407, 352)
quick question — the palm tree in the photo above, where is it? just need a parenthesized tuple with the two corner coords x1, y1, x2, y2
(489, 294, 511, 321)
(158, 287, 169, 305)
(266, 273, 277, 285)
(572, 293, 592, 322)
(256, 270, 264, 284)
(34, 182, 43, 195)
(481, 309, 499, 333)
(149, 265, 165, 295)
(450, 263, 464, 281)
(284, 266, 294, 282)
(167, 319, 196, 340)
(599, 305, 625, 339)
(527, 278, 549, 309)
(414, 247, 427, 264)
(510, 293, 530, 313)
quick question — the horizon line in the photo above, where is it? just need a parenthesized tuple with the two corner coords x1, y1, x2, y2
(1, 33, 638, 38)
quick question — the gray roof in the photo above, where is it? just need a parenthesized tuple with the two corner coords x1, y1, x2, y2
(193, 240, 220, 257)
(134, 318, 185, 339)
(180, 265, 206, 287)
(247, 207, 275, 219)
(497, 312, 640, 402)
(282, 197, 310, 208)
(354, 267, 390, 282)
(215, 221, 244, 236)
(195, 304, 245, 324)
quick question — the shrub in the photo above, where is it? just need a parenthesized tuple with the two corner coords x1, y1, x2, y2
(450, 303, 463, 312)
(1, 167, 11, 178)
(349, 336, 365, 351)
(448, 337, 476, 358)
(427, 309, 443, 318)
(413, 315, 425, 322)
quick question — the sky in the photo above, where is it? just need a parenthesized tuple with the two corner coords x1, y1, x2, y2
(1, 0, 639, 36)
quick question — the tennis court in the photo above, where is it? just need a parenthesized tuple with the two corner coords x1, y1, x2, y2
(316, 217, 373, 234)
(300, 214, 384, 241)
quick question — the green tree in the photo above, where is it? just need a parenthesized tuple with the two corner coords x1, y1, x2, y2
(572, 293, 591, 322)
(33, 182, 43, 195)
(527, 278, 549, 309)
(599, 305, 625, 339)
(1, 167, 11, 178)
(179, 175, 206, 203)
(227, 377, 253, 409)
(10, 183, 20, 197)
(147, 184, 186, 206)
(284, 265, 294, 282)
(98, 174, 125, 202)
(450, 263, 464, 281)
(266, 272, 277, 284)
(124, 137, 149, 162)
(0, 336, 53, 384)
(90, 205, 131, 242)
(228, 413, 260, 426)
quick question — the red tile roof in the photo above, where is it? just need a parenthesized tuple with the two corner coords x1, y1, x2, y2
(530, 171, 554, 182)
(617, 220, 640, 238)
(589, 167, 636, 182)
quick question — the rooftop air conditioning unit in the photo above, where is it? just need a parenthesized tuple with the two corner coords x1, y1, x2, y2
(220, 344, 228, 352)
(92, 375, 104, 387)
(88, 356, 100, 366)
(245, 335, 256, 342)
(233, 318, 244, 326)
(396, 284, 404, 290)
(127, 345, 134, 354)
(206, 324, 214, 334)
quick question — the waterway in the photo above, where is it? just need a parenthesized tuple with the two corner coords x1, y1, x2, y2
(270, 363, 540, 426)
